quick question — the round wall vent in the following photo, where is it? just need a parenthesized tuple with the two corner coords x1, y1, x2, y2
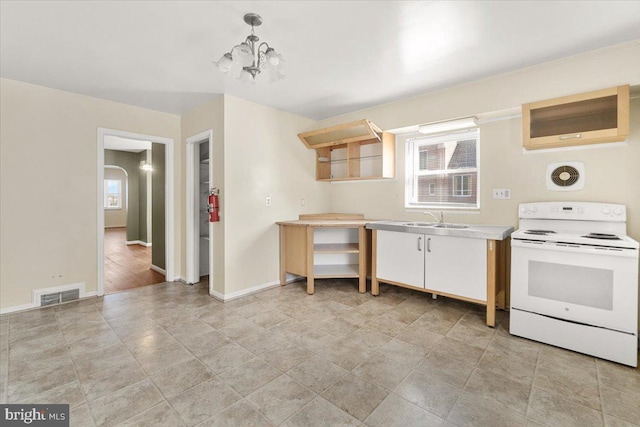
(551, 165, 580, 187)
(546, 162, 585, 191)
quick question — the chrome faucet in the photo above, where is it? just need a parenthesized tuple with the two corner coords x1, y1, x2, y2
(424, 211, 444, 224)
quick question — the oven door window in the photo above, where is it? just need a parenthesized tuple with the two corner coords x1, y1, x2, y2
(528, 261, 613, 310)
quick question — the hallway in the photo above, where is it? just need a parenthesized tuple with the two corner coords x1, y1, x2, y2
(104, 227, 165, 294)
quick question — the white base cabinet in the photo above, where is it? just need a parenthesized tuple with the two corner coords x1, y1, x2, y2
(373, 229, 502, 326)
(376, 230, 425, 288)
(427, 235, 487, 301)
(376, 231, 487, 300)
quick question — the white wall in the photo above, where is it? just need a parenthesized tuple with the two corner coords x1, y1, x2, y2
(222, 96, 331, 295)
(0, 78, 181, 310)
(180, 96, 225, 294)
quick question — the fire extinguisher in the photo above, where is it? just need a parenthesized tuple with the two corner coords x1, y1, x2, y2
(207, 188, 220, 222)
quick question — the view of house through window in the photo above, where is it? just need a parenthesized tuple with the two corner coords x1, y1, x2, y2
(405, 128, 479, 209)
(104, 179, 122, 209)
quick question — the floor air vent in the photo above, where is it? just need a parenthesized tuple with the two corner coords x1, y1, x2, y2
(40, 289, 80, 306)
(546, 162, 585, 191)
(34, 284, 84, 307)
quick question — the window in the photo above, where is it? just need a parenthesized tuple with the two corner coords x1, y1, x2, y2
(104, 179, 122, 209)
(452, 174, 472, 197)
(405, 128, 479, 209)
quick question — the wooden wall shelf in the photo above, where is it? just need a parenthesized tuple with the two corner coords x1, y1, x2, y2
(298, 120, 395, 181)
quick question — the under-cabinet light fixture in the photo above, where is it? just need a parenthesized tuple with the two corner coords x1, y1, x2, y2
(418, 117, 477, 135)
(214, 13, 284, 82)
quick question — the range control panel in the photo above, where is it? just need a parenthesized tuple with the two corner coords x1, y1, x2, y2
(519, 202, 626, 222)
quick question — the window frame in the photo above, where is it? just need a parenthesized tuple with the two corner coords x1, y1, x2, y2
(104, 179, 123, 210)
(452, 174, 473, 197)
(404, 128, 480, 210)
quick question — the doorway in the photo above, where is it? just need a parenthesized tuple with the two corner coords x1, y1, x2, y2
(186, 130, 213, 289)
(97, 128, 175, 296)
(103, 164, 163, 293)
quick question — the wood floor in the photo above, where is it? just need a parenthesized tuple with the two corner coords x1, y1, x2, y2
(104, 227, 165, 294)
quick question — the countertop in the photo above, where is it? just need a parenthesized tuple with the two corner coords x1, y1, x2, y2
(366, 220, 514, 240)
(276, 219, 370, 227)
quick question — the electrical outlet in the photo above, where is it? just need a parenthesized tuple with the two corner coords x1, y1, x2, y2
(300, 198, 305, 206)
(266, 196, 272, 206)
(493, 188, 511, 199)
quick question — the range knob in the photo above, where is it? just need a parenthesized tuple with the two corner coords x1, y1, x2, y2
(613, 207, 623, 216)
(602, 207, 611, 215)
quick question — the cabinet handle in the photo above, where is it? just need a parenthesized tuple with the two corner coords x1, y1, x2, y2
(417, 237, 422, 251)
(427, 237, 431, 253)
(559, 134, 581, 140)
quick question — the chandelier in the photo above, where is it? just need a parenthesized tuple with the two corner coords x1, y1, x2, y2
(215, 13, 284, 82)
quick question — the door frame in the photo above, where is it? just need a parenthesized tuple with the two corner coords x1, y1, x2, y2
(97, 128, 176, 296)
(185, 130, 213, 285)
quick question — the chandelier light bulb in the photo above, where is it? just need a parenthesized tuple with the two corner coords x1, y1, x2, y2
(216, 53, 233, 73)
(266, 48, 280, 66)
(215, 13, 284, 82)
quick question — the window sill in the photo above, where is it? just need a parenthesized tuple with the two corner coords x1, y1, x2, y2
(405, 206, 480, 213)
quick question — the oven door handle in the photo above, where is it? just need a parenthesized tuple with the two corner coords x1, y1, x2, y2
(511, 239, 638, 258)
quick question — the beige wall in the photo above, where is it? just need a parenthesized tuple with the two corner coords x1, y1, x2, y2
(0, 78, 181, 310)
(223, 96, 331, 295)
(311, 41, 640, 330)
(104, 167, 128, 228)
(315, 41, 640, 238)
(180, 96, 225, 294)
(2, 41, 639, 310)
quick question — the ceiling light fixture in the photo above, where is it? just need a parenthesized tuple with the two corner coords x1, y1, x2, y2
(215, 13, 284, 82)
(139, 161, 153, 172)
(418, 117, 477, 135)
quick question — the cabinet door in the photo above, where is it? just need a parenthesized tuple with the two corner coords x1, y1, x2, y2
(376, 230, 424, 288)
(426, 235, 487, 301)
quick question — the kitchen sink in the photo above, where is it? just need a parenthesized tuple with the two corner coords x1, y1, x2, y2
(433, 224, 469, 229)
(402, 222, 435, 227)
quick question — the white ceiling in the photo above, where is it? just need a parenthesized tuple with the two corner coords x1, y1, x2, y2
(104, 136, 151, 153)
(2, 1, 639, 120)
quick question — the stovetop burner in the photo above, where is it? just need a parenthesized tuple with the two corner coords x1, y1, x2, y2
(581, 233, 622, 240)
(524, 230, 557, 236)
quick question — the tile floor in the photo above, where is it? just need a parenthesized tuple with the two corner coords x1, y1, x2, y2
(1, 279, 639, 427)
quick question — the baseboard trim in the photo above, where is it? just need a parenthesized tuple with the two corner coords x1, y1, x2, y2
(126, 240, 152, 247)
(210, 280, 281, 302)
(0, 302, 37, 315)
(105, 225, 126, 229)
(1, 288, 99, 315)
(150, 265, 166, 275)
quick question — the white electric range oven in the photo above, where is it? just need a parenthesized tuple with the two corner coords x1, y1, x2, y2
(510, 202, 639, 367)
